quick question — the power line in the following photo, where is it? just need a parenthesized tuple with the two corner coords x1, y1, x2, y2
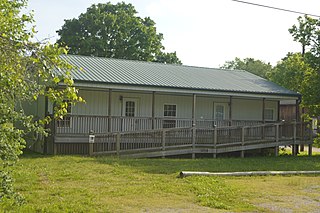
(231, 0, 320, 18)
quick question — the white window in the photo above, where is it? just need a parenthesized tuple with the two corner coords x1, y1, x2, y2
(164, 104, 176, 117)
(214, 103, 227, 120)
(163, 104, 176, 128)
(125, 101, 135, 117)
(264, 108, 274, 121)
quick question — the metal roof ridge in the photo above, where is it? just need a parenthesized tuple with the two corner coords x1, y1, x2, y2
(64, 54, 250, 73)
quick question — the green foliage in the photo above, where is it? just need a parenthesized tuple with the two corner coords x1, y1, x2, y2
(272, 16, 320, 117)
(271, 15, 320, 146)
(268, 53, 312, 92)
(220, 57, 272, 78)
(56, 2, 181, 64)
(154, 51, 182, 64)
(288, 15, 318, 55)
(0, 0, 81, 203)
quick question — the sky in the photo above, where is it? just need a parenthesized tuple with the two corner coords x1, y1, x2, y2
(26, 0, 320, 68)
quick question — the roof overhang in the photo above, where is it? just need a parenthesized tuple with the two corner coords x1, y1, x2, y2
(73, 80, 300, 100)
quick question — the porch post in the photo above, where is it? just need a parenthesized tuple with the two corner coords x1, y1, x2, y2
(192, 94, 196, 126)
(152, 91, 155, 129)
(241, 126, 245, 158)
(108, 89, 112, 132)
(116, 132, 121, 157)
(295, 100, 300, 121)
(292, 119, 297, 156)
(277, 100, 280, 121)
(308, 144, 313, 156)
(275, 100, 280, 155)
(88, 131, 95, 156)
(229, 96, 232, 126)
(213, 125, 217, 158)
(192, 94, 196, 159)
(162, 129, 166, 158)
(262, 98, 266, 140)
(296, 99, 304, 152)
(262, 98, 266, 123)
(275, 124, 279, 156)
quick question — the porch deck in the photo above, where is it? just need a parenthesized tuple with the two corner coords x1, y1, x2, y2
(50, 116, 313, 158)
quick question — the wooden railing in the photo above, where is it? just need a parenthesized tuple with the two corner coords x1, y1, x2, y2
(54, 121, 313, 157)
(54, 115, 265, 135)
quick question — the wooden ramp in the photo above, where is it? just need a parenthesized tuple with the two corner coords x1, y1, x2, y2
(53, 122, 313, 157)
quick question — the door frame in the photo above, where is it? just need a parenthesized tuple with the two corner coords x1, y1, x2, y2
(121, 98, 139, 131)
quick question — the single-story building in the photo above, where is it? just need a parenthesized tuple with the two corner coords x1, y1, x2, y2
(25, 55, 310, 156)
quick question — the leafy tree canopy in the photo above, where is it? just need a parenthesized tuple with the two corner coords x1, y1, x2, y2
(0, 0, 81, 203)
(56, 2, 181, 64)
(289, 15, 320, 57)
(270, 15, 320, 119)
(267, 53, 314, 96)
(287, 15, 320, 116)
(220, 57, 272, 79)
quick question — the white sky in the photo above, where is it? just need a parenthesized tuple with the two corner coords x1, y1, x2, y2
(26, 0, 320, 68)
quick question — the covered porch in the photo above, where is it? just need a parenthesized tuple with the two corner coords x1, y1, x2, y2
(51, 86, 296, 135)
(44, 87, 312, 157)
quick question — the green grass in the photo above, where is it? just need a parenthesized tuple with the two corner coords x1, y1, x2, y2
(1, 151, 320, 212)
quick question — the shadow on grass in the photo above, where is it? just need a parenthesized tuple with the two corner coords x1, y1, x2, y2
(20, 149, 49, 159)
(94, 154, 320, 175)
(20, 149, 320, 175)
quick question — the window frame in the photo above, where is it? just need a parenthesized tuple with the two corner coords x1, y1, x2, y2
(163, 104, 177, 128)
(214, 103, 228, 120)
(264, 108, 275, 121)
(124, 100, 136, 117)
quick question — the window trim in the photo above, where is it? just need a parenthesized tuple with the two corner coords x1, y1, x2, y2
(214, 103, 228, 120)
(163, 104, 177, 128)
(124, 100, 136, 117)
(122, 98, 139, 118)
(264, 108, 275, 121)
(163, 103, 177, 117)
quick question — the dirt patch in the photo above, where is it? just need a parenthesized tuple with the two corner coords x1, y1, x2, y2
(257, 195, 320, 213)
(142, 205, 220, 213)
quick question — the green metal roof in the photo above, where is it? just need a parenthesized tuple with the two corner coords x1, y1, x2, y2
(58, 55, 300, 97)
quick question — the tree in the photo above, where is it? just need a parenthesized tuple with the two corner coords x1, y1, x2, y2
(0, 0, 81, 203)
(220, 57, 272, 79)
(56, 2, 181, 64)
(270, 15, 320, 146)
(287, 16, 320, 117)
(267, 53, 309, 92)
(269, 52, 320, 117)
(288, 15, 318, 56)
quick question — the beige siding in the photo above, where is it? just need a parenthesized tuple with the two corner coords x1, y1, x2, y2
(72, 90, 109, 116)
(23, 96, 46, 153)
(155, 94, 192, 118)
(232, 99, 263, 121)
(265, 100, 279, 121)
(196, 97, 230, 119)
(23, 96, 46, 119)
(50, 89, 279, 122)
(111, 92, 152, 117)
(196, 97, 213, 119)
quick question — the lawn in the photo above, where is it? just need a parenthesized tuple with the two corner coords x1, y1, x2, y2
(1, 150, 320, 212)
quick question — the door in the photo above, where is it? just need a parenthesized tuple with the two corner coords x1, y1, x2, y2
(214, 103, 228, 126)
(122, 98, 138, 131)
